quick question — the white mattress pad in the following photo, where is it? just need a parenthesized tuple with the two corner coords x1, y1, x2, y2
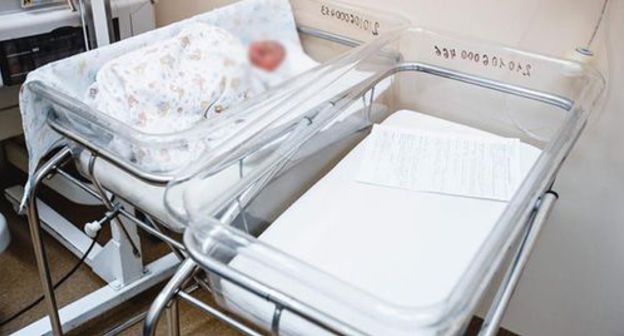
(216, 109, 541, 335)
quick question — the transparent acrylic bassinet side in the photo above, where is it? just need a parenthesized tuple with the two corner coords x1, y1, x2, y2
(173, 27, 604, 335)
(33, 0, 409, 180)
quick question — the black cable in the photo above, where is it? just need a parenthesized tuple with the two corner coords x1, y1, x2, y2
(0, 233, 100, 327)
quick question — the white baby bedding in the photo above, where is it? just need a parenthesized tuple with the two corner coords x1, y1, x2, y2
(83, 21, 317, 169)
(216, 110, 541, 335)
(84, 24, 251, 136)
(19, 0, 316, 206)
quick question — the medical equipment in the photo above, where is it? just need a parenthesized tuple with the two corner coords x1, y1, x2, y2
(0, 27, 85, 86)
(0, 0, 155, 88)
(15, 0, 408, 334)
(142, 26, 605, 335)
(0, 0, 156, 149)
(0, 1, 80, 148)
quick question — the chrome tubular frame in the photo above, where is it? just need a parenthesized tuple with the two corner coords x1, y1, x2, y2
(478, 192, 559, 336)
(23, 147, 186, 335)
(26, 148, 73, 336)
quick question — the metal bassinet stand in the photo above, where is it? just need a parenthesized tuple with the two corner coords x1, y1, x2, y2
(143, 49, 601, 335)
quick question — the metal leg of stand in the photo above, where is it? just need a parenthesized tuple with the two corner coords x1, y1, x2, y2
(0, 212, 10, 253)
(144, 258, 196, 336)
(166, 299, 180, 336)
(26, 148, 72, 336)
(478, 191, 558, 336)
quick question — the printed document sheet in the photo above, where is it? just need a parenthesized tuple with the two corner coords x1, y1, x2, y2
(357, 124, 520, 201)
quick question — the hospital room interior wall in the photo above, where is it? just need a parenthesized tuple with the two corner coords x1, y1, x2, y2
(155, 1, 624, 335)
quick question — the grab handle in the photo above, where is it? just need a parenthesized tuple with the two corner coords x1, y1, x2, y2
(478, 191, 559, 336)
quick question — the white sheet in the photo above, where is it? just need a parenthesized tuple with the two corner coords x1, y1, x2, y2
(218, 109, 541, 335)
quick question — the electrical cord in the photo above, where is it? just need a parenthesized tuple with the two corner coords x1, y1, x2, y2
(0, 233, 100, 327)
(586, 0, 610, 49)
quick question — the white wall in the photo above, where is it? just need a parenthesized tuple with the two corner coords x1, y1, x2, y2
(502, 2, 624, 335)
(155, 1, 624, 334)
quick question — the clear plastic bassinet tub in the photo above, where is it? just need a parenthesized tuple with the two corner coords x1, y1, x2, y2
(21, 0, 408, 184)
(164, 26, 605, 335)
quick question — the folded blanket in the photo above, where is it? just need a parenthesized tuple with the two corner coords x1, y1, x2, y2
(85, 23, 251, 135)
(83, 22, 319, 169)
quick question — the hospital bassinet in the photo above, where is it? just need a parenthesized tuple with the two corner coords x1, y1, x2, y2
(150, 27, 605, 335)
(21, 0, 408, 233)
(18, 1, 408, 334)
(23, 0, 408, 183)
